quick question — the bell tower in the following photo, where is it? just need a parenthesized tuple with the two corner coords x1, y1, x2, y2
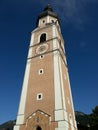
(14, 5, 77, 130)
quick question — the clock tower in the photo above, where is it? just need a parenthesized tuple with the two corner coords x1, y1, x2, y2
(14, 5, 77, 130)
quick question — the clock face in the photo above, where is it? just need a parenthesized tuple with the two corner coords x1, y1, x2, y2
(36, 44, 48, 54)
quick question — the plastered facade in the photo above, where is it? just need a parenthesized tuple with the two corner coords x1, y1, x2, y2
(14, 6, 77, 130)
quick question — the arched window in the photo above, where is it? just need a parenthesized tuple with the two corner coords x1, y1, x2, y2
(40, 33, 46, 43)
(36, 126, 42, 130)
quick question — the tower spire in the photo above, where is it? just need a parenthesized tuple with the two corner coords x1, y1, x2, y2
(36, 5, 60, 26)
(44, 4, 53, 11)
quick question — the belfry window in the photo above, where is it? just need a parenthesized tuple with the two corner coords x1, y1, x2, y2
(43, 20, 45, 23)
(40, 33, 46, 43)
(51, 20, 54, 23)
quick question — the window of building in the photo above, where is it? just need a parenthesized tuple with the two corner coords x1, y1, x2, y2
(43, 20, 45, 23)
(38, 69, 43, 75)
(36, 126, 42, 130)
(37, 93, 43, 100)
(40, 33, 46, 43)
(40, 55, 44, 59)
(51, 20, 54, 23)
(6, 129, 10, 130)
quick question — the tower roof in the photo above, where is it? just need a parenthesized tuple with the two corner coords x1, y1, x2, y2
(36, 5, 60, 26)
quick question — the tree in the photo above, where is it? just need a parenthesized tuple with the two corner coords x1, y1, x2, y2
(89, 106, 98, 129)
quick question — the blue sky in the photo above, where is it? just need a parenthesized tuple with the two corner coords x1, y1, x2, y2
(0, 0, 98, 124)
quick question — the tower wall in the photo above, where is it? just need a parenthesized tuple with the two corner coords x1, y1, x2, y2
(14, 5, 77, 130)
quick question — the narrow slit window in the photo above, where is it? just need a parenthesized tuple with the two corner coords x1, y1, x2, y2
(37, 93, 43, 100)
(38, 69, 43, 75)
(40, 55, 44, 59)
(39, 95, 41, 99)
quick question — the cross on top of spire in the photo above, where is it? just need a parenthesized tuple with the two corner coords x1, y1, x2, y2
(43, 4, 53, 12)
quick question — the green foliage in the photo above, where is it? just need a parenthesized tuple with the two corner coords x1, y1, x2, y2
(92, 106, 98, 115)
(75, 111, 89, 126)
(75, 106, 98, 130)
(89, 106, 98, 127)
